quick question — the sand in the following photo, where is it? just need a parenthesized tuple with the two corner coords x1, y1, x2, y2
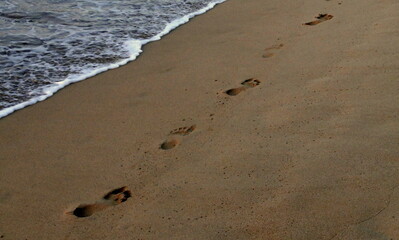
(1, 0, 399, 239)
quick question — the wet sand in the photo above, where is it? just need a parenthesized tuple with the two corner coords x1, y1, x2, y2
(1, 0, 399, 239)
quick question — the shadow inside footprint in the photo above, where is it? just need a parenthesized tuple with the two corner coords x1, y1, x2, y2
(169, 125, 196, 136)
(73, 204, 103, 218)
(225, 86, 246, 96)
(241, 78, 261, 88)
(262, 52, 275, 58)
(160, 139, 180, 150)
(103, 186, 132, 204)
(160, 125, 196, 150)
(225, 78, 261, 96)
(263, 43, 284, 58)
(303, 14, 333, 26)
(71, 186, 132, 218)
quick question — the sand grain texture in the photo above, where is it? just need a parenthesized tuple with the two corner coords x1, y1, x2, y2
(1, 0, 399, 239)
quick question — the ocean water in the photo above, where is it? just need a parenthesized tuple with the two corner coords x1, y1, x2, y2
(0, 0, 226, 118)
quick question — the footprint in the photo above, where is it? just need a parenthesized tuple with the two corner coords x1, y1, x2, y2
(160, 125, 196, 150)
(70, 186, 132, 218)
(225, 86, 247, 96)
(303, 14, 333, 26)
(225, 78, 261, 96)
(160, 139, 180, 150)
(103, 186, 132, 203)
(169, 125, 196, 136)
(241, 78, 261, 88)
(263, 43, 284, 58)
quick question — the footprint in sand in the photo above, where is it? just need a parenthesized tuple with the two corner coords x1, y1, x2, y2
(160, 125, 196, 150)
(70, 186, 132, 218)
(225, 78, 261, 96)
(263, 43, 284, 58)
(303, 14, 333, 26)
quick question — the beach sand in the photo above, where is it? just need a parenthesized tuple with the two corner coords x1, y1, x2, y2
(1, 0, 399, 239)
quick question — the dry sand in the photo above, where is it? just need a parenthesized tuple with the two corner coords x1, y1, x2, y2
(1, 0, 399, 239)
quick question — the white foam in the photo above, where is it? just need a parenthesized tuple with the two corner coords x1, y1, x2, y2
(0, 0, 227, 119)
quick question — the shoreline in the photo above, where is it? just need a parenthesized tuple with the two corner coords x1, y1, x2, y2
(1, 0, 399, 239)
(0, 0, 227, 119)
